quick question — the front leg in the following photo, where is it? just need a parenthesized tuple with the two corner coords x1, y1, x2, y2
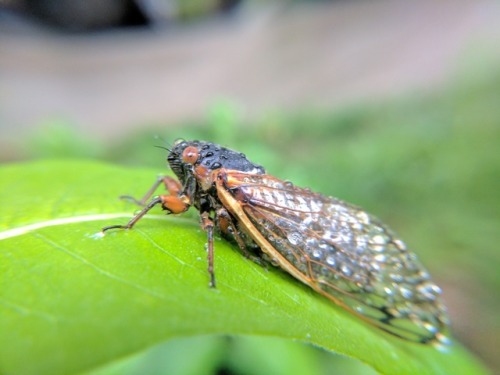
(102, 193, 191, 232)
(121, 176, 182, 207)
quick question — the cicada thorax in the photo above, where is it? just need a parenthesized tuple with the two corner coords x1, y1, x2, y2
(216, 171, 450, 344)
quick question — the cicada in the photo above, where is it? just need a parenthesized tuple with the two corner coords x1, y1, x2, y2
(103, 139, 450, 344)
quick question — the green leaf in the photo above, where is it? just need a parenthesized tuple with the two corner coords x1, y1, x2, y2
(0, 160, 490, 375)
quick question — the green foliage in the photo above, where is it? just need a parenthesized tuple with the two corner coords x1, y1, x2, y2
(0, 160, 490, 375)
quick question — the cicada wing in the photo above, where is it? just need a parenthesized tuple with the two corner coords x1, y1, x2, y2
(221, 171, 449, 343)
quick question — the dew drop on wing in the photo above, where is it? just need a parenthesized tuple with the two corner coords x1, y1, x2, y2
(340, 264, 352, 277)
(287, 232, 302, 245)
(326, 255, 336, 266)
(311, 248, 322, 259)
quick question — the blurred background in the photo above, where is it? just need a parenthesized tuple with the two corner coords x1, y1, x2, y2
(1, 0, 499, 374)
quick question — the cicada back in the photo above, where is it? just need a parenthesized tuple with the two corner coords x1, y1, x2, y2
(103, 140, 450, 345)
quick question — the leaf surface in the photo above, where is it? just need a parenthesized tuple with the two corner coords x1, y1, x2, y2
(0, 160, 489, 375)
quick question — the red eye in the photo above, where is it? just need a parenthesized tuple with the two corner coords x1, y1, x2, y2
(182, 146, 199, 164)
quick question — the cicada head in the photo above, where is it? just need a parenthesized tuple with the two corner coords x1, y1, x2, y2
(167, 139, 265, 189)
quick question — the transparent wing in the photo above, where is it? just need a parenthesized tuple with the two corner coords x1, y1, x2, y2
(223, 172, 450, 344)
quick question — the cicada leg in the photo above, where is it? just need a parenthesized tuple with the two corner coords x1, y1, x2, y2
(200, 211, 216, 288)
(102, 176, 190, 232)
(201, 207, 263, 289)
(216, 207, 266, 267)
(102, 193, 191, 232)
(120, 176, 182, 206)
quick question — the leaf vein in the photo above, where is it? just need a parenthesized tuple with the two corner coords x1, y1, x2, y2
(33, 233, 167, 300)
(0, 298, 60, 323)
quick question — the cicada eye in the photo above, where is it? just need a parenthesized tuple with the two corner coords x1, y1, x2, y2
(182, 146, 199, 165)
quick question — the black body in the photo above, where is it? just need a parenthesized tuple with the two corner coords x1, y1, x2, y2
(167, 140, 265, 183)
